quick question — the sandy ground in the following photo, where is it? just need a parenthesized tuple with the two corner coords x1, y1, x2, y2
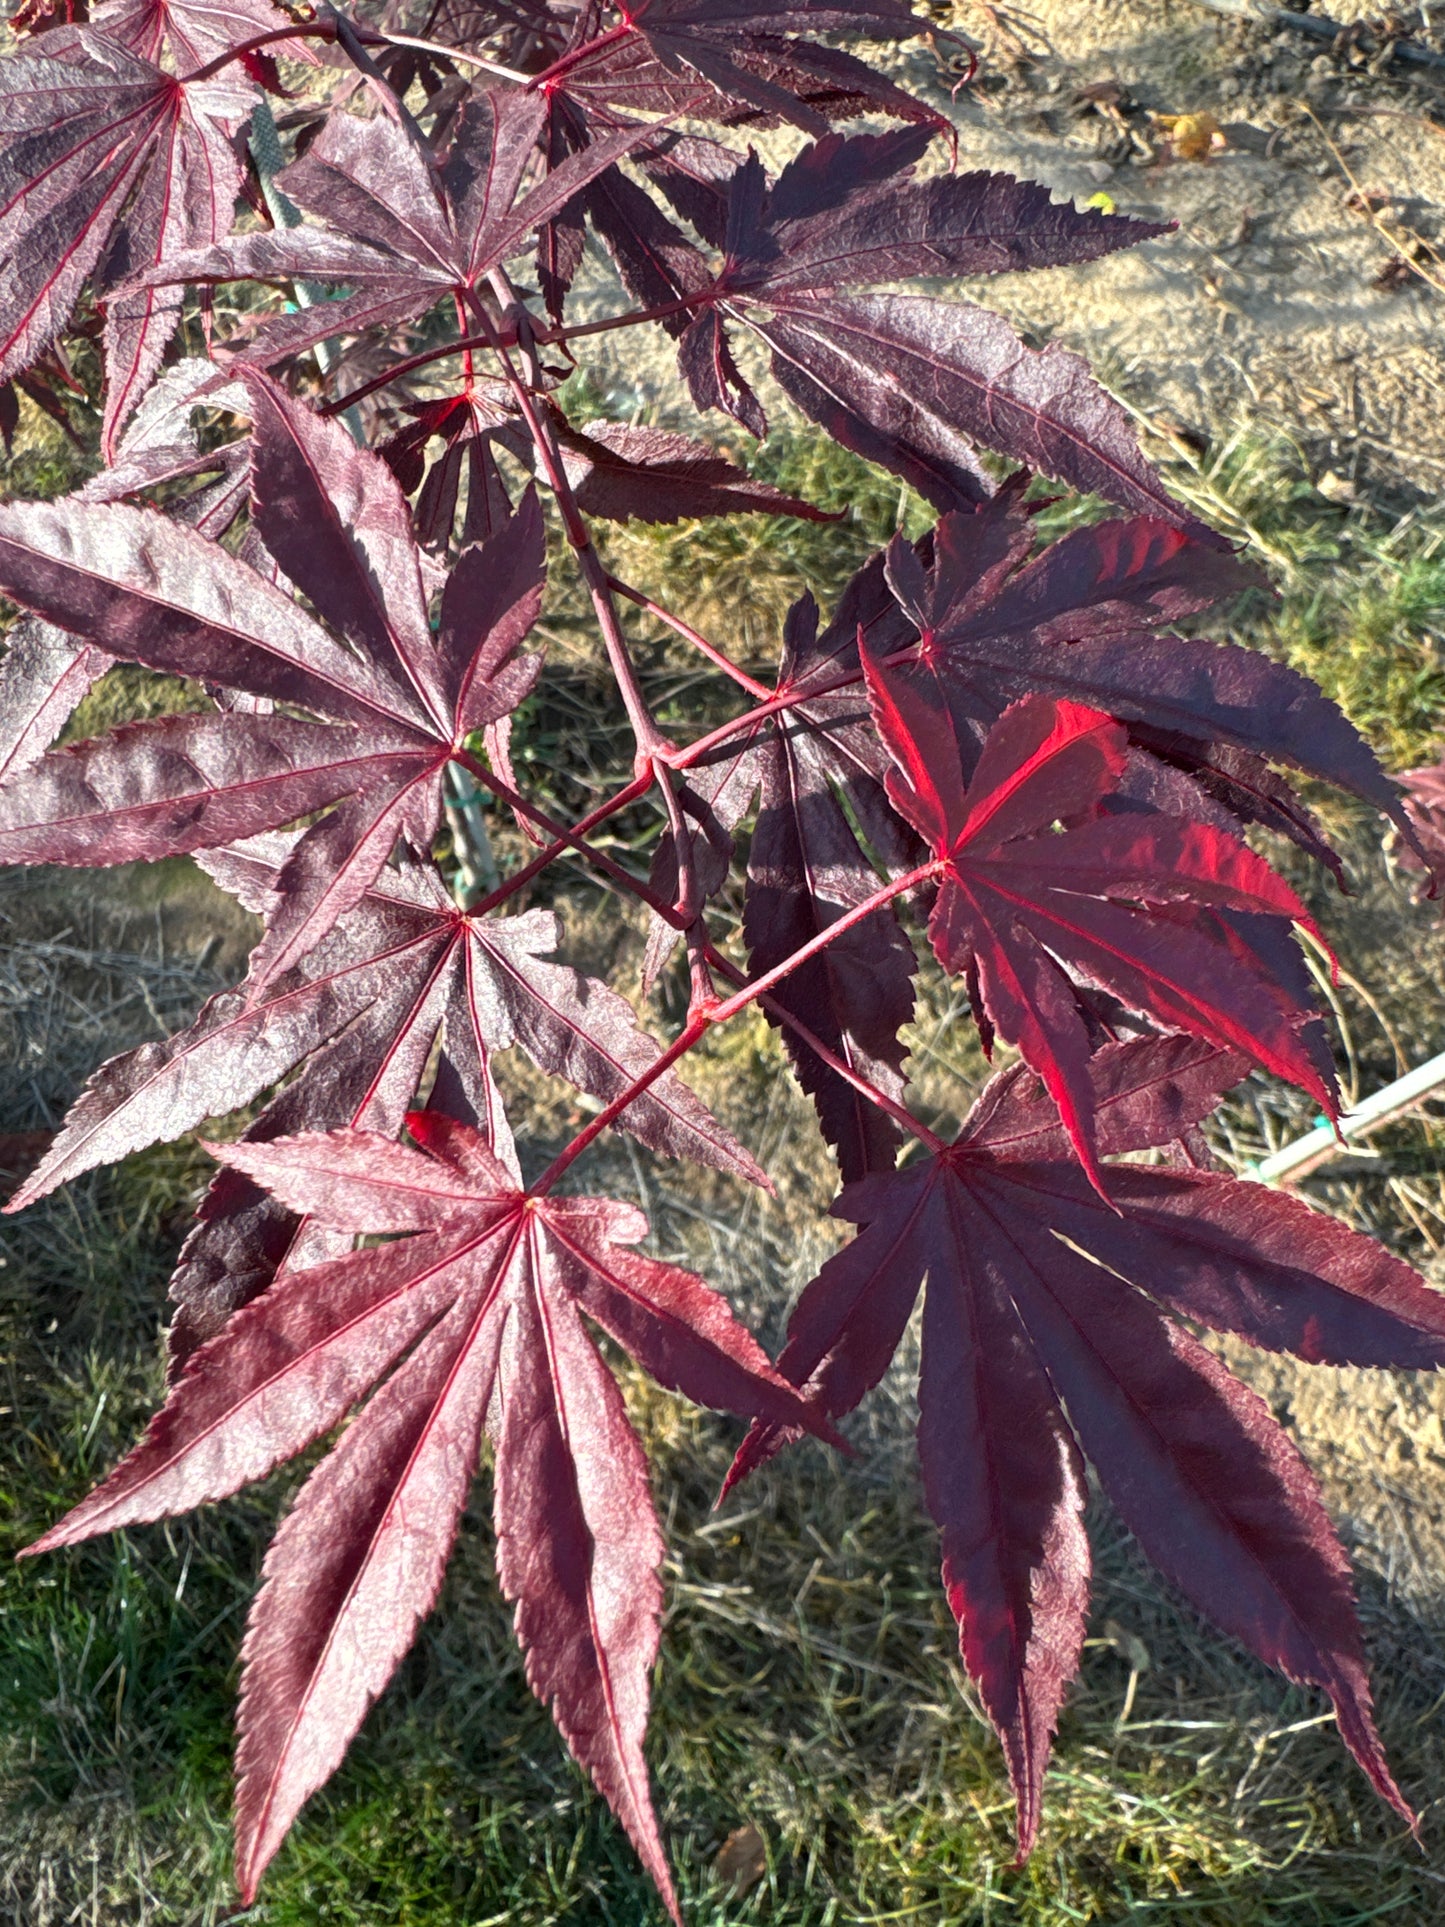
(919, 0, 1445, 498)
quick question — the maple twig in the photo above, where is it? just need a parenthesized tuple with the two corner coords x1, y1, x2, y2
(475, 266, 723, 1016)
(180, 19, 338, 82)
(471, 274, 668, 767)
(653, 762, 717, 1011)
(533, 1016, 710, 1192)
(180, 15, 531, 86)
(446, 756, 937, 1148)
(533, 860, 938, 1190)
(712, 953, 944, 1152)
(369, 29, 530, 82)
(318, 298, 711, 420)
(555, 294, 711, 344)
(664, 632, 913, 776)
(606, 575, 773, 700)
(451, 747, 666, 909)
(708, 864, 936, 1024)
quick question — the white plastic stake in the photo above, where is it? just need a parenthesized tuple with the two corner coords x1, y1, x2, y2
(1251, 1047, 1445, 1185)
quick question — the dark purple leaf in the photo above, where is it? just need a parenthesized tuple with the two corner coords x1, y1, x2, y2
(727, 1037, 1432, 1847)
(0, 381, 545, 983)
(759, 293, 1188, 521)
(555, 417, 834, 523)
(0, 31, 249, 450)
(0, 615, 109, 784)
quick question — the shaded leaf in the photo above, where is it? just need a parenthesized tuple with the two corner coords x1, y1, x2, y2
(727, 1036, 1434, 1847)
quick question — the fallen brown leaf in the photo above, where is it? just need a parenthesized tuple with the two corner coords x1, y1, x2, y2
(713, 1823, 768, 1898)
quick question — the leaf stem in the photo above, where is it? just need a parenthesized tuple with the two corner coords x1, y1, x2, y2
(528, 17, 638, 93)
(532, 862, 940, 1193)
(705, 863, 936, 1024)
(472, 273, 668, 768)
(180, 15, 530, 86)
(181, 19, 338, 83)
(318, 296, 709, 419)
(452, 748, 662, 908)
(532, 1017, 708, 1194)
(606, 575, 773, 699)
(373, 30, 531, 83)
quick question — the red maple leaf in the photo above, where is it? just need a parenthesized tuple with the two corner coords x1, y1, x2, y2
(25, 1111, 837, 1916)
(0, 28, 251, 453)
(860, 652, 1337, 1182)
(0, 372, 542, 987)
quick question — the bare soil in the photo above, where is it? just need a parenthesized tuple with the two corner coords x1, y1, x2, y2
(915, 0, 1445, 501)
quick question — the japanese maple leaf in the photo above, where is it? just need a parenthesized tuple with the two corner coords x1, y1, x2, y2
(727, 1033, 1445, 1855)
(0, 615, 110, 787)
(861, 655, 1337, 1183)
(23, 1113, 835, 1916)
(550, 413, 836, 522)
(1397, 758, 1445, 892)
(378, 385, 520, 552)
(0, 28, 252, 454)
(87, 0, 311, 69)
(616, 0, 921, 132)
(136, 92, 664, 369)
(541, 4, 936, 138)
(9, 837, 766, 1237)
(669, 128, 1183, 521)
(75, 354, 252, 535)
(881, 496, 1420, 860)
(0, 372, 543, 989)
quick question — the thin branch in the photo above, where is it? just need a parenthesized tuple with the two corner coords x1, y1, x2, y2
(533, 1014, 709, 1192)
(606, 575, 774, 699)
(474, 272, 668, 766)
(376, 30, 530, 82)
(532, 859, 940, 1192)
(181, 19, 338, 83)
(705, 863, 936, 1024)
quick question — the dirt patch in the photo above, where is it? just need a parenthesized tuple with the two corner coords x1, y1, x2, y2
(908, 0, 1445, 497)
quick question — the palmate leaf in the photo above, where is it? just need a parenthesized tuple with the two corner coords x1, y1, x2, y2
(860, 661, 1336, 1182)
(137, 92, 661, 368)
(378, 385, 519, 552)
(0, 372, 542, 988)
(90, 0, 314, 70)
(669, 129, 1182, 521)
(727, 1034, 1445, 1853)
(618, 0, 921, 133)
(550, 21, 936, 138)
(884, 495, 1419, 850)
(0, 28, 252, 453)
(10, 836, 765, 1222)
(726, 491, 1409, 887)
(550, 415, 837, 523)
(26, 1113, 834, 1915)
